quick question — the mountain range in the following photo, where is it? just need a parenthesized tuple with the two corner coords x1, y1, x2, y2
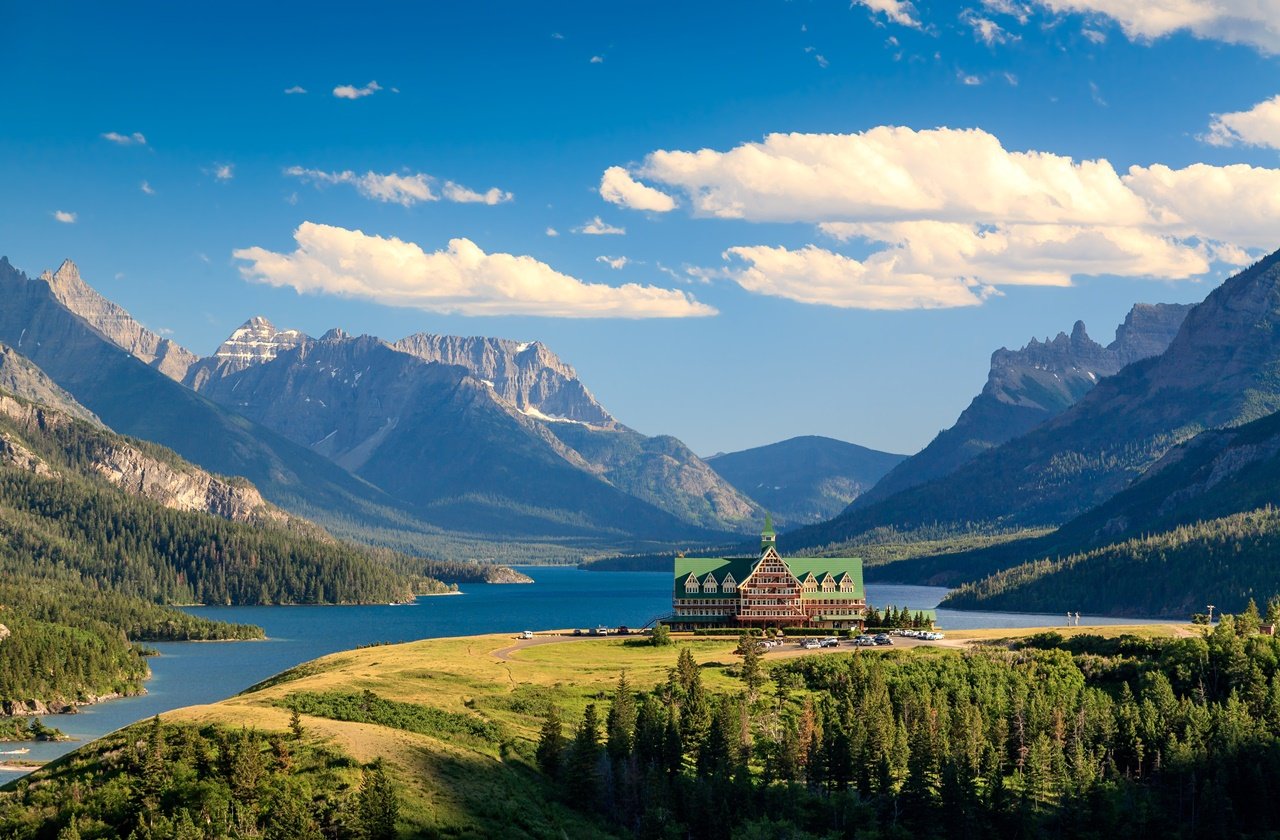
(0, 256, 764, 553)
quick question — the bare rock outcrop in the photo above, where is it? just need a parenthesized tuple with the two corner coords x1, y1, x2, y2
(40, 260, 199, 382)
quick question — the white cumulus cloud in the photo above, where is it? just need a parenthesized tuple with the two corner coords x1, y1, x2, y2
(213, 164, 235, 181)
(102, 131, 146, 146)
(724, 244, 989, 310)
(1204, 94, 1280, 149)
(600, 166, 677, 212)
(1032, 0, 1280, 53)
(333, 81, 383, 99)
(53, 210, 77, 224)
(961, 10, 1014, 44)
(284, 85, 307, 95)
(577, 216, 626, 235)
(231, 222, 714, 318)
(606, 125, 1280, 310)
(596, 256, 630, 270)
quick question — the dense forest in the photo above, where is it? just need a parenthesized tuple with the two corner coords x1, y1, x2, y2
(0, 573, 262, 727)
(944, 506, 1280, 617)
(530, 623, 1280, 839)
(0, 716, 402, 840)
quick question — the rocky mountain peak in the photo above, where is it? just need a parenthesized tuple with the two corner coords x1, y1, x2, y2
(40, 260, 199, 382)
(184, 316, 312, 389)
(393, 332, 615, 427)
(320, 328, 349, 342)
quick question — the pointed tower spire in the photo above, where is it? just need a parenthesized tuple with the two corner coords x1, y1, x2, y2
(761, 513, 776, 553)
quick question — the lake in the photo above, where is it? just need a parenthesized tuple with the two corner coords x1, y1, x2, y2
(0, 567, 1176, 783)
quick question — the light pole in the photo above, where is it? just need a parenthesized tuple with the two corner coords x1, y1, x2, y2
(1207, 604, 1216, 623)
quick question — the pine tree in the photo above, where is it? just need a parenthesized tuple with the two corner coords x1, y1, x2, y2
(357, 759, 399, 840)
(535, 704, 566, 778)
(566, 704, 603, 809)
(735, 632, 765, 701)
(289, 706, 305, 740)
(605, 671, 637, 762)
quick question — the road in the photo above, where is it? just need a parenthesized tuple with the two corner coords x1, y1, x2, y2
(490, 631, 961, 662)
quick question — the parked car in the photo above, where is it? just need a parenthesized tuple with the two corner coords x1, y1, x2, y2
(855, 635, 876, 646)
(573, 628, 586, 636)
(800, 639, 821, 650)
(616, 626, 630, 635)
(820, 637, 840, 648)
(874, 634, 893, 646)
(520, 630, 534, 639)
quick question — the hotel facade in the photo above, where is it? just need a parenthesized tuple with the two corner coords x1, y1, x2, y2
(670, 518, 866, 631)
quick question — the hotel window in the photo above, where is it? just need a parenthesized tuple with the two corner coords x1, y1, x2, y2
(839, 575, 854, 593)
(722, 573, 737, 593)
(803, 574, 817, 592)
(821, 574, 835, 593)
(684, 574, 700, 594)
(702, 574, 718, 594)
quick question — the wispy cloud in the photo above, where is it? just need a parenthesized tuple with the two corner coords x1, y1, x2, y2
(284, 85, 307, 95)
(285, 166, 513, 207)
(232, 222, 714, 318)
(589, 55, 605, 64)
(102, 131, 146, 146)
(961, 9, 1014, 45)
(140, 181, 155, 195)
(853, 0, 923, 29)
(546, 227, 560, 237)
(596, 256, 630, 270)
(1025, 1, 1280, 54)
(441, 181, 514, 205)
(213, 163, 235, 181)
(53, 210, 77, 224)
(333, 80, 383, 99)
(576, 216, 626, 235)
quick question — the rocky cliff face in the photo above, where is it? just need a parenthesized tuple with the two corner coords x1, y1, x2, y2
(393, 333, 615, 426)
(0, 343, 101, 425)
(852, 302, 1193, 508)
(0, 391, 290, 527)
(41, 260, 199, 382)
(184, 316, 310, 390)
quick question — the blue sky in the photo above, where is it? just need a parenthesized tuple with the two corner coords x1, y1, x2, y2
(5, 1, 1280, 456)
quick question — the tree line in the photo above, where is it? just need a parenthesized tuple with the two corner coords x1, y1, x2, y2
(534, 623, 1280, 838)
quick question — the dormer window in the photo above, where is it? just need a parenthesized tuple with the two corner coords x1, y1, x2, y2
(821, 573, 835, 593)
(803, 573, 817, 592)
(838, 573, 854, 593)
(722, 573, 737, 593)
(684, 573, 700, 594)
(702, 573, 719, 594)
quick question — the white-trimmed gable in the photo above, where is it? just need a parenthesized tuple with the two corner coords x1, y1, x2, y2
(702, 573, 719, 594)
(684, 572, 701, 594)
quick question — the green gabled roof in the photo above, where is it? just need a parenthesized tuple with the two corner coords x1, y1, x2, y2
(673, 556, 756, 598)
(673, 553, 865, 600)
(783, 557, 864, 600)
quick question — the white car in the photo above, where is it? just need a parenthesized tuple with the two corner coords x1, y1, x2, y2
(520, 630, 534, 639)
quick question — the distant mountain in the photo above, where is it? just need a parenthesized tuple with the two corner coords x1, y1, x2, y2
(0, 257, 452, 552)
(0, 342, 101, 425)
(785, 250, 1280, 553)
(854, 304, 1191, 508)
(394, 333, 615, 426)
(186, 320, 760, 538)
(705, 436, 906, 524)
(183, 315, 308, 389)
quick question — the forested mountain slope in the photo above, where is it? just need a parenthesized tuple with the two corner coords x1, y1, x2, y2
(785, 250, 1280, 553)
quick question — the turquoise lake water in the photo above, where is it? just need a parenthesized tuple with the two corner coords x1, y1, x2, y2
(0, 567, 1176, 783)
